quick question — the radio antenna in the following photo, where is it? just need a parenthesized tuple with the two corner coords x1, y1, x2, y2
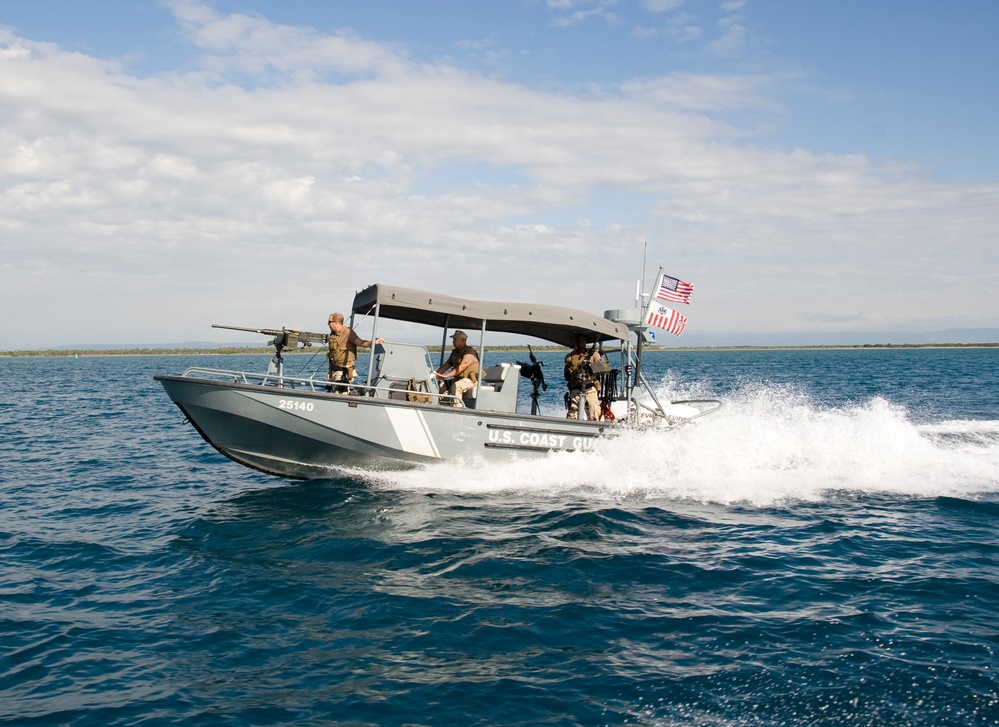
(639, 239, 648, 305)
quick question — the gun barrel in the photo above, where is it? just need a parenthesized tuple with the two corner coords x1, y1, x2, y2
(212, 324, 328, 346)
(213, 324, 283, 336)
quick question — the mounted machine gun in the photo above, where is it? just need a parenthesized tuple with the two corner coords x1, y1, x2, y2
(516, 345, 548, 416)
(212, 324, 329, 382)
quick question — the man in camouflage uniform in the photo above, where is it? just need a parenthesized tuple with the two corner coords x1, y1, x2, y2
(326, 312, 381, 391)
(434, 330, 479, 407)
(564, 333, 602, 420)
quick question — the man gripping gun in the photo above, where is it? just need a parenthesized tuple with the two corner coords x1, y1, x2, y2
(564, 333, 602, 420)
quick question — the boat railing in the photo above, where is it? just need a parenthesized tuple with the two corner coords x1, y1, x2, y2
(179, 366, 340, 392)
(177, 365, 461, 404)
(633, 397, 723, 427)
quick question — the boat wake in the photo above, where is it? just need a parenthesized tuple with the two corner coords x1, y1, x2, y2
(348, 382, 999, 505)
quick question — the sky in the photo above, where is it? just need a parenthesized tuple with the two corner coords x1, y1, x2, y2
(2, 0, 997, 348)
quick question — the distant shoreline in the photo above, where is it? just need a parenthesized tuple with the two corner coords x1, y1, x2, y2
(1, 342, 997, 358)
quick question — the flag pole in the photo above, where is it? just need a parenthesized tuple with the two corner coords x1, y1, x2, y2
(633, 245, 662, 411)
(645, 265, 663, 316)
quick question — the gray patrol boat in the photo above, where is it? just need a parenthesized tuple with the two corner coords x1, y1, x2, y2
(155, 283, 720, 479)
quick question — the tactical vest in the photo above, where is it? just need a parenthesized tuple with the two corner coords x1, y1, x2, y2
(459, 357, 479, 384)
(565, 351, 597, 390)
(328, 327, 357, 369)
(449, 346, 479, 383)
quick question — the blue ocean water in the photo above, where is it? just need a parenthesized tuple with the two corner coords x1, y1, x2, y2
(1, 348, 998, 726)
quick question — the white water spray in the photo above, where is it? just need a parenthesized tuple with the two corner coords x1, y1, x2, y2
(347, 381, 999, 506)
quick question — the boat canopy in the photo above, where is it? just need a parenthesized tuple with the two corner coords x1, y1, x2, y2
(351, 284, 629, 347)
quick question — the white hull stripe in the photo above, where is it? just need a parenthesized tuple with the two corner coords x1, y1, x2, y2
(385, 407, 441, 458)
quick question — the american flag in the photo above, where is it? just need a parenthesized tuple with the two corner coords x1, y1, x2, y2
(655, 273, 694, 305)
(645, 302, 687, 336)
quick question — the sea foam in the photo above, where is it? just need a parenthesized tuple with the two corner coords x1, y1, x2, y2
(353, 381, 999, 506)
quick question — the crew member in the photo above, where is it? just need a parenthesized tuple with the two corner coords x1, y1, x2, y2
(564, 333, 602, 420)
(327, 312, 382, 391)
(434, 330, 479, 407)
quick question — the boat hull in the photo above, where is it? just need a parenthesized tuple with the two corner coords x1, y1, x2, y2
(156, 375, 608, 479)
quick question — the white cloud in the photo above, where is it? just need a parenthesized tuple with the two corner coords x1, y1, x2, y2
(632, 11, 702, 43)
(168, 0, 409, 79)
(706, 21, 750, 57)
(620, 72, 784, 113)
(545, 0, 622, 26)
(0, 5, 997, 348)
(643, 0, 686, 13)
